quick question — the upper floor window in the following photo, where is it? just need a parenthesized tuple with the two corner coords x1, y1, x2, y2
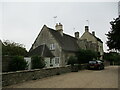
(50, 44, 55, 50)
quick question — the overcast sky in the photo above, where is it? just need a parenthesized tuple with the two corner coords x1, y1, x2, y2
(0, 1, 119, 52)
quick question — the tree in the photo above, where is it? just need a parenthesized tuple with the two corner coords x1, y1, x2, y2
(9, 56, 28, 71)
(31, 56, 45, 69)
(76, 49, 98, 64)
(2, 40, 27, 56)
(106, 16, 120, 51)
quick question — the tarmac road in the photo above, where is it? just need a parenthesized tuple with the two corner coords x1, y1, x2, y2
(5, 66, 119, 88)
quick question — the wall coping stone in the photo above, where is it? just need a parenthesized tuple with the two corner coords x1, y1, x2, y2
(2, 66, 71, 75)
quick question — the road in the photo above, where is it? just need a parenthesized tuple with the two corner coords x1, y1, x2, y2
(5, 66, 119, 88)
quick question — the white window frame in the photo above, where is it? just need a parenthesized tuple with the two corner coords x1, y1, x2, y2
(54, 57, 60, 65)
(50, 44, 55, 50)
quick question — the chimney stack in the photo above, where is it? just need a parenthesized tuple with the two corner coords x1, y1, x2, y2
(75, 32, 79, 39)
(55, 23, 63, 36)
(85, 26, 89, 32)
(92, 31, 95, 36)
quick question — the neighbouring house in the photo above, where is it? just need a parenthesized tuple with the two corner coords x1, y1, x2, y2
(80, 26, 104, 59)
(28, 23, 103, 67)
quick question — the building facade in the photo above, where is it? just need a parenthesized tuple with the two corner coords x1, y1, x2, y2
(29, 23, 103, 67)
(80, 26, 103, 60)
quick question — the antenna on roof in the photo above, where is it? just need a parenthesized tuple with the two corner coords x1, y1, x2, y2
(73, 27, 75, 32)
(86, 20, 89, 26)
(53, 16, 57, 25)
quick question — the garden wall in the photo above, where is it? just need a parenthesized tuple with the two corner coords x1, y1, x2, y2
(2, 66, 71, 87)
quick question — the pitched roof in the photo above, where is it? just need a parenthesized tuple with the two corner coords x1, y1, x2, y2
(88, 32, 103, 43)
(28, 44, 54, 57)
(95, 37, 103, 43)
(47, 27, 79, 52)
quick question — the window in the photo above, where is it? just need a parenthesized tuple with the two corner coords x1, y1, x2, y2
(50, 59, 53, 67)
(50, 44, 55, 50)
(50, 59, 52, 64)
(55, 57, 60, 64)
(89, 61, 96, 64)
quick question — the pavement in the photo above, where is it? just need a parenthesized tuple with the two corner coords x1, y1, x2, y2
(5, 66, 119, 88)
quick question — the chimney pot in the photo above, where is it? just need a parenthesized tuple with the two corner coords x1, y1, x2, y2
(55, 23, 63, 36)
(75, 32, 79, 39)
(85, 26, 89, 32)
(92, 31, 95, 36)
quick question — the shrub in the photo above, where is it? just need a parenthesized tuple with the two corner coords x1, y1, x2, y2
(31, 56, 45, 69)
(9, 56, 28, 71)
(67, 56, 78, 66)
(76, 49, 98, 64)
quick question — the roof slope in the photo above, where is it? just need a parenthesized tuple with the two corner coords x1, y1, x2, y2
(88, 32, 103, 43)
(48, 27, 79, 52)
(28, 44, 54, 57)
(81, 31, 103, 43)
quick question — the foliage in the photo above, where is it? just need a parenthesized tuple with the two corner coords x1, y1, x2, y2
(106, 17, 120, 51)
(67, 56, 78, 66)
(31, 56, 45, 69)
(2, 40, 27, 56)
(103, 52, 120, 65)
(0, 40, 2, 56)
(76, 49, 98, 64)
(9, 56, 28, 71)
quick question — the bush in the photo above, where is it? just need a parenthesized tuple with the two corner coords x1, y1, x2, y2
(67, 56, 79, 72)
(9, 56, 28, 71)
(67, 56, 78, 66)
(31, 56, 45, 69)
(76, 49, 98, 64)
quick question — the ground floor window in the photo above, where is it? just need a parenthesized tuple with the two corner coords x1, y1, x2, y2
(55, 57, 60, 64)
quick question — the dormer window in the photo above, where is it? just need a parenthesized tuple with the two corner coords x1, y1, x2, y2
(50, 44, 55, 50)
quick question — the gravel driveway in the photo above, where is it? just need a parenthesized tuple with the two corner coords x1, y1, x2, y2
(5, 66, 119, 88)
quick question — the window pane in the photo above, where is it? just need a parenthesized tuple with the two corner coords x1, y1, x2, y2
(55, 57, 59, 64)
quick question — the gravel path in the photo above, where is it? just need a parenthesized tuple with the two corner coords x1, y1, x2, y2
(5, 66, 119, 88)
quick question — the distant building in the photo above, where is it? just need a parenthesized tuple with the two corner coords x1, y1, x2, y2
(28, 23, 103, 68)
(80, 26, 103, 60)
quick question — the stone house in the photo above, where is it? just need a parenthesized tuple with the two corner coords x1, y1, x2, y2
(28, 23, 103, 67)
(80, 26, 104, 59)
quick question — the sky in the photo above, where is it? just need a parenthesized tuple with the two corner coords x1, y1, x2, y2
(0, 1, 119, 52)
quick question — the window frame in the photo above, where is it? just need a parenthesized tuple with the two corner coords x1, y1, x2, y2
(54, 57, 60, 65)
(50, 43, 55, 50)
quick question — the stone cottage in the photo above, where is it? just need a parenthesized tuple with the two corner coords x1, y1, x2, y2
(80, 26, 103, 59)
(28, 23, 103, 68)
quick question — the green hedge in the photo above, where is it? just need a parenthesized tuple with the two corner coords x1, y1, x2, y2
(9, 56, 28, 71)
(31, 56, 45, 69)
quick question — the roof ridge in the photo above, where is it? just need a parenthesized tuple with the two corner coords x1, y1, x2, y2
(47, 26, 79, 52)
(63, 33, 77, 40)
(47, 27, 77, 40)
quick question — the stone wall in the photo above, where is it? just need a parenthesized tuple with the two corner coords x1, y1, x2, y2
(104, 60, 110, 66)
(2, 66, 71, 87)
